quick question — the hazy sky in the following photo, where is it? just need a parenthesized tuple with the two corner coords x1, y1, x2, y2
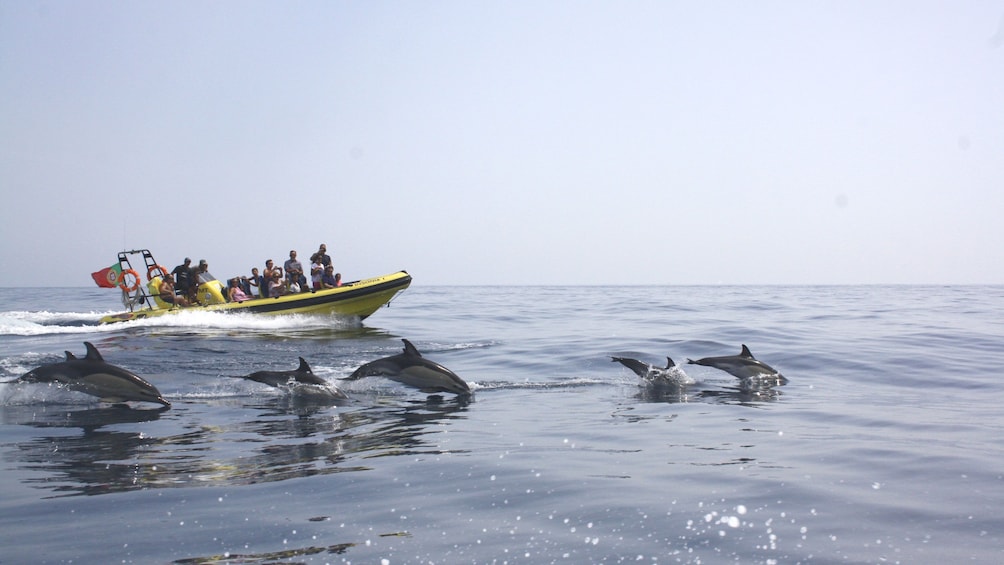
(2, 1, 1002, 287)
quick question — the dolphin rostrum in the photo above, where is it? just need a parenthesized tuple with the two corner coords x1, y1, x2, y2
(611, 355, 693, 385)
(345, 339, 471, 396)
(240, 357, 347, 399)
(687, 344, 787, 384)
(15, 342, 170, 407)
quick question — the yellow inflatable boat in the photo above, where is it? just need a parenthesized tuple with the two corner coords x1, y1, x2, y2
(97, 250, 411, 325)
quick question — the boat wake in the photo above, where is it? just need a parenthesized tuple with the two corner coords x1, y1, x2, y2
(0, 310, 363, 337)
(0, 311, 107, 336)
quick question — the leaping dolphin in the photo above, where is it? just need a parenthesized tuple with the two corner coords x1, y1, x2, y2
(687, 344, 787, 384)
(15, 342, 170, 407)
(239, 357, 347, 400)
(611, 355, 693, 385)
(345, 339, 471, 396)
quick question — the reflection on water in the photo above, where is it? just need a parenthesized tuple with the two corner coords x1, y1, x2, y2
(172, 542, 355, 565)
(632, 382, 785, 405)
(2, 405, 167, 497)
(1, 396, 471, 497)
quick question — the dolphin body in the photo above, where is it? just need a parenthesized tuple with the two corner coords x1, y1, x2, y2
(611, 356, 693, 385)
(241, 357, 348, 400)
(16, 342, 170, 407)
(345, 339, 471, 396)
(687, 344, 787, 385)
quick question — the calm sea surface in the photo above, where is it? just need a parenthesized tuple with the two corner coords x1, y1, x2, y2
(1, 285, 1002, 564)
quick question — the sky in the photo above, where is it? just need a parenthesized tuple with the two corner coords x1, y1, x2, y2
(2, 1, 1003, 287)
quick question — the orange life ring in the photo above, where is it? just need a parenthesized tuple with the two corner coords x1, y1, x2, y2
(147, 264, 169, 281)
(117, 269, 140, 292)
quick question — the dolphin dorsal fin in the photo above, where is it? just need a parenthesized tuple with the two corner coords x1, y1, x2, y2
(297, 357, 312, 373)
(402, 339, 422, 357)
(665, 357, 675, 370)
(65, 351, 77, 360)
(83, 342, 104, 361)
(740, 344, 754, 359)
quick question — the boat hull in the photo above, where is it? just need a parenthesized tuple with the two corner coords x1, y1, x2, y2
(99, 270, 411, 324)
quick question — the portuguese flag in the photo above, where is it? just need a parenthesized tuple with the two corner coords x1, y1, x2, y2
(91, 263, 123, 288)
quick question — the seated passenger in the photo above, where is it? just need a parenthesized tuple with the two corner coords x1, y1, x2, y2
(228, 278, 251, 302)
(321, 266, 341, 289)
(159, 274, 192, 307)
(268, 271, 288, 298)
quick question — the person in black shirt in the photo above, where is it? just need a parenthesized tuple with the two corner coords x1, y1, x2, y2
(171, 258, 193, 299)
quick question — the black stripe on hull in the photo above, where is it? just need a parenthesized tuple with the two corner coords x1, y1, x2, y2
(242, 274, 412, 316)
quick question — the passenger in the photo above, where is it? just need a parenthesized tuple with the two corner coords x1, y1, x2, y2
(186, 260, 201, 302)
(284, 250, 306, 291)
(195, 259, 212, 284)
(317, 243, 332, 268)
(264, 259, 282, 284)
(159, 273, 192, 307)
(248, 267, 263, 298)
(228, 278, 252, 302)
(268, 270, 288, 298)
(171, 258, 193, 298)
(288, 276, 301, 294)
(321, 266, 341, 289)
(310, 253, 324, 290)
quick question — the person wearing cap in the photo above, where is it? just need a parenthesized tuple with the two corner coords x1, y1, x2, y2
(171, 258, 193, 299)
(195, 259, 212, 284)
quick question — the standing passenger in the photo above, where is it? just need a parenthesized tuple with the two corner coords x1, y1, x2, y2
(263, 259, 279, 284)
(249, 267, 263, 298)
(171, 258, 193, 298)
(317, 243, 331, 268)
(310, 253, 324, 290)
(284, 250, 305, 291)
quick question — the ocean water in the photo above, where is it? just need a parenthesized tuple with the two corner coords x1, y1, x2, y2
(0, 285, 1002, 564)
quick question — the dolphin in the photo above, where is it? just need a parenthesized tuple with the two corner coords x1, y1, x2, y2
(687, 344, 787, 384)
(15, 342, 171, 407)
(345, 339, 471, 396)
(240, 357, 348, 399)
(611, 355, 693, 385)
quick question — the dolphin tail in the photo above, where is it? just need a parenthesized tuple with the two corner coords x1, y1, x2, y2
(611, 356, 649, 378)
